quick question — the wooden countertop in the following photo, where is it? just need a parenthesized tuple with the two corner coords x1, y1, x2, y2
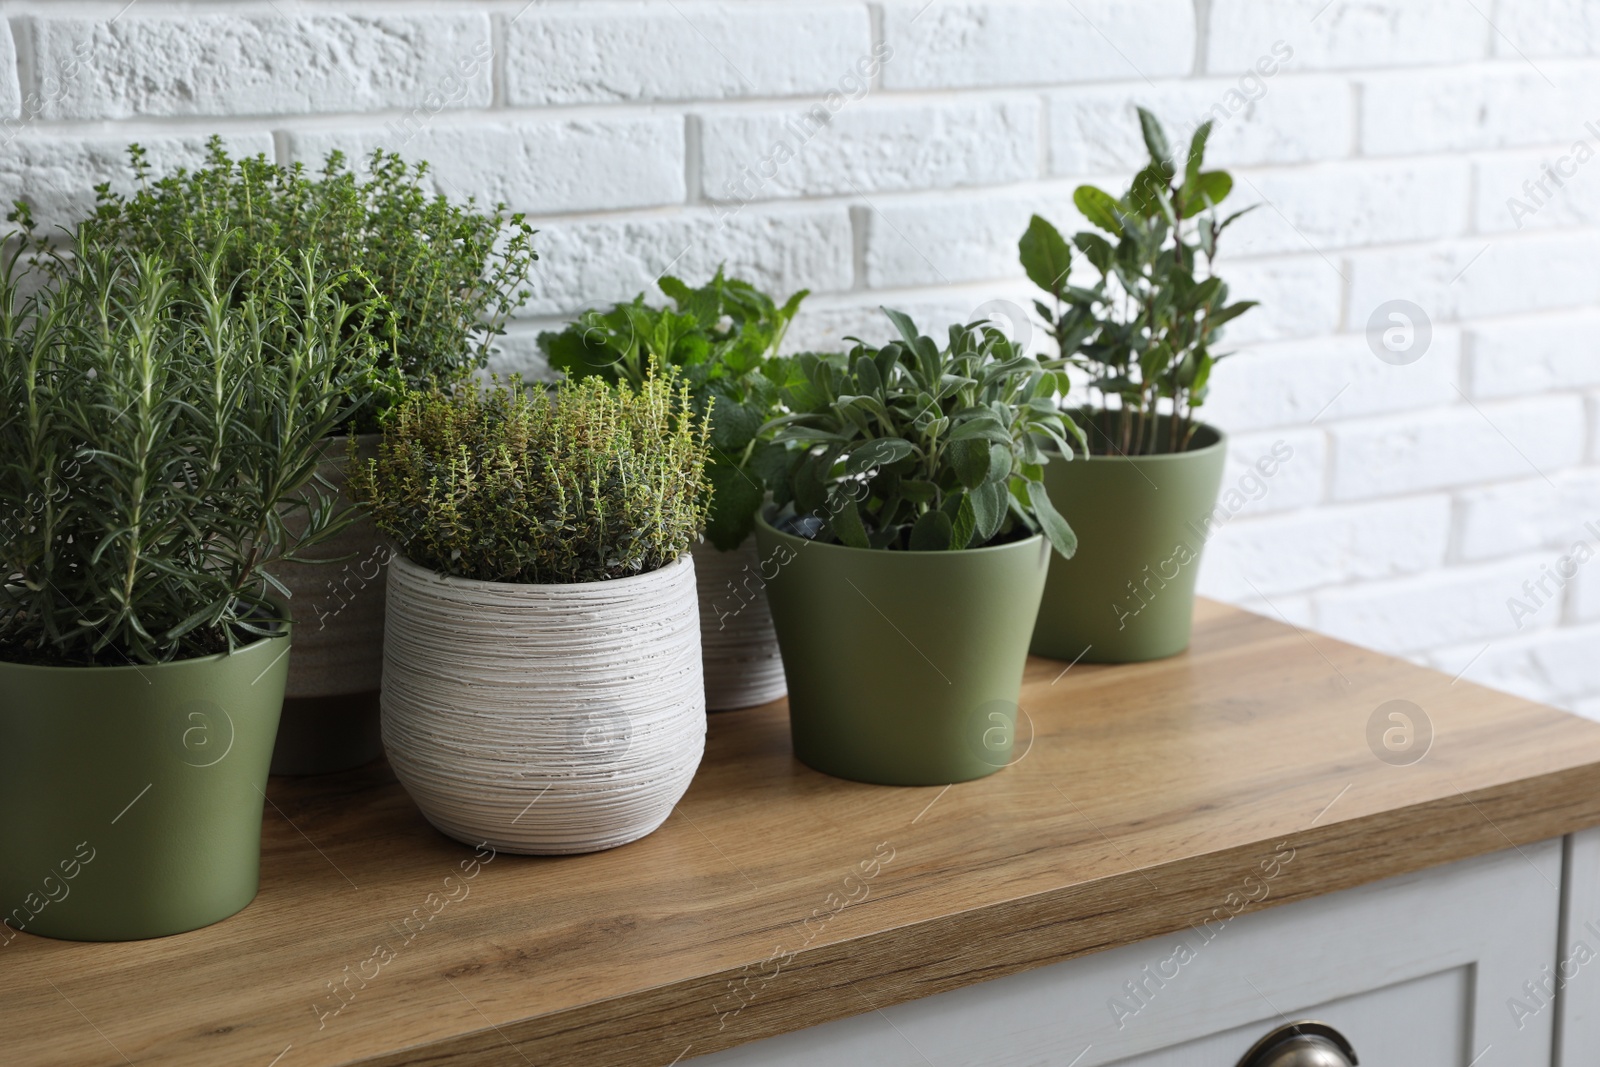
(12, 600, 1600, 1067)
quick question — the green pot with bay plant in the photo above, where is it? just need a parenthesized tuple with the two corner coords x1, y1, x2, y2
(353, 374, 712, 854)
(755, 309, 1080, 786)
(0, 236, 371, 940)
(1021, 108, 1253, 664)
(540, 269, 805, 712)
(24, 138, 540, 774)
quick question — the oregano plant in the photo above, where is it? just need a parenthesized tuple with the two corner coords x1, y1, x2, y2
(538, 269, 806, 550)
(1021, 107, 1257, 456)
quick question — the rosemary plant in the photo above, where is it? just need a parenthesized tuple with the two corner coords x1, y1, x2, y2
(1021, 108, 1257, 456)
(0, 237, 379, 666)
(352, 375, 712, 585)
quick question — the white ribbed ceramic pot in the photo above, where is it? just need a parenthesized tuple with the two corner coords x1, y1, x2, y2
(381, 552, 706, 855)
(691, 536, 787, 711)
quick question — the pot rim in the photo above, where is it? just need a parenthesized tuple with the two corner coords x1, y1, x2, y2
(1057, 414, 1228, 464)
(755, 510, 1046, 559)
(0, 627, 289, 677)
(389, 547, 695, 593)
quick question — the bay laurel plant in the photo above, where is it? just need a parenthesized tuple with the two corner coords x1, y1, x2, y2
(0, 238, 380, 666)
(1020, 108, 1257, 456)
(351, 375, 711, 585)
(537, 269, 806, 551)
(16, 137, 539, 430)
(764, 309, 1082, 557)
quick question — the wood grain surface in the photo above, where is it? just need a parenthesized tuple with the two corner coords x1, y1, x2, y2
(9, 600, 1600, 1067)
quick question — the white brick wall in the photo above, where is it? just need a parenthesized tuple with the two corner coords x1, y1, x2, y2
(4, 0, 1599, 721)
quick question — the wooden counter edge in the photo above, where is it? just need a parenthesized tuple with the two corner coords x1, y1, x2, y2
(340, 759, 1600, 1067)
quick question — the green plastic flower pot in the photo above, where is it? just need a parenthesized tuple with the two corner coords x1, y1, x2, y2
(0, 632, 290, 942)
(1031, 422, 1227, 664)
(755, 514, 1049, 786)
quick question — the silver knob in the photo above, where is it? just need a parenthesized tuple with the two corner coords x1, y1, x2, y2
(1235, 1021, 1358, 1067)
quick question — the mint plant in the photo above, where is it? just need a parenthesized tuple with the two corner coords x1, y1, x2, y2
(538, 269, 806, 551)
(1021, 108, 1256, 456)
(765, 309, 1081, 557)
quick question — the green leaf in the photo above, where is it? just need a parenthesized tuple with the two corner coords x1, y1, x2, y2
(1073, 185, 1124, 236)
(1019, 214, 1072, 298)
(709, 399, 763, 453)
(949, 437, 990, 489)
(703, 460, 767, 551)
(845, 437, 914, 475)
(880, 306, 924, 352)
(970, 479, 1007, 543)
(1185, 120, 1212, 189)
(829, 496, 870, 549)
(909, 510, 953, 551)
(1137, 106, 1171, 165)
(1179, 171, 1233, 218)
(1029, 480, 1078, 560)
(949, 492, 976, 550)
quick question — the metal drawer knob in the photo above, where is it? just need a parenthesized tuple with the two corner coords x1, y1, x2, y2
(1236, 1021, 1358, 1067)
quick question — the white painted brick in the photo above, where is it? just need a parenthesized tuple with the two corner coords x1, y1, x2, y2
(1438, 623, 1600, 703)
(699, 98, 1038, 202)
(1205, 330, 1461, 433)
(1465, 311, 1600, 397)
(1207, 0, 1487, 72)
(880, 0, 1192, 89)
(1455, 472, 1600, 560)
(1228, 159, 1469, 258)
(520, 207, 852, 318)
(1493, 0, 1600, 58)
(1328, 397, 1585, 501)
(1568, 694, 1600, 722)
(1590, 392, 1600, 462)
(1048, 75, 1351, 174)
(286, 118, 685, 217)
(1568, 555, 1600, 623)
(0, 132, 276, 237)
(1223, 255, 1344, 344)
(0, 20, 19, 120)
(504, 1, 870, 105)
(860, 187, 1082, 289)
(485, 325, 553, 382)
(775, 291, 1012, 357)
(1200, 495, 1450, 600)
(1218, 428, 1326, 517)
(1347, 234, 1600, 328)
(21, 14, 492, 120)
(1475, 148, 1600, 233)
(1313, 553, 1554, 654)
(1358, 63, 1600, 156)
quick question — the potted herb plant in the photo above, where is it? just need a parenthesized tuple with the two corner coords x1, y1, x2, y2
(1022, 109, 1256, 664)
(540, 269, 805, 712)
(756, 310, 1080, 786)
(0, 239, 373, 940)
(353, 374, 711, 854)
(62, 138, 539, 775)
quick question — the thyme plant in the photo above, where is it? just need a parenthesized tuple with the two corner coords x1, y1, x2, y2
(352, 375, 712, 584)
(766, 309, 1081, 557)
(1021, 108, 1257, 456)
(18, 137, 539, 430)
(0, 238, 378, 666)
(538, 269, 806, 551)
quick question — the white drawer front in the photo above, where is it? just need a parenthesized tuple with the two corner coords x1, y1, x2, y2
(695, 839, 1562, 1066)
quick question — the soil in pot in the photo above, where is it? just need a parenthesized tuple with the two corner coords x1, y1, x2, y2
(380, 553, 705, 855)
(1031, 420, 1228, 664)
(755, 514, 1049, 786)
(691, 536, 787, 711)
(0, 632, 291, 941)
